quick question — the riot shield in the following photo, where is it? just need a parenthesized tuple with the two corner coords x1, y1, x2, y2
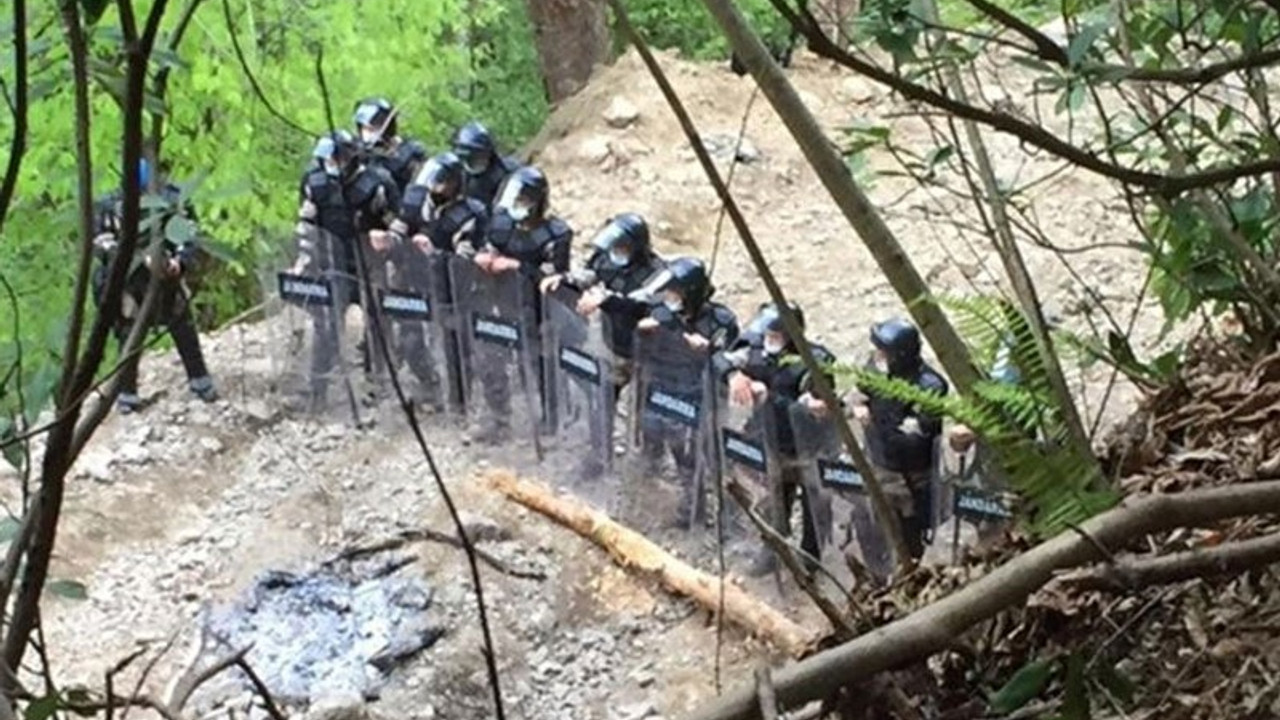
(541, 286, 616, 496)
(621, 325, 717, 534)
(448, 255, 544, 461)
(945, 446, 1015, 560)
(715, 386, 786, 574)
(787, 401, 861, 587)
(265, 228, 364, 422)
(378, 243, 458, 417)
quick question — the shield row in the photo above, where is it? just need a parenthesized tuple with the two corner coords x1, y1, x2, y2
(264, 245, 1013, 583)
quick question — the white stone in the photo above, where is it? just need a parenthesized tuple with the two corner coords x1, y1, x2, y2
(603, 96, 640, 129)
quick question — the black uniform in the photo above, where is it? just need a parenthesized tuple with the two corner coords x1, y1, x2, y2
(639, 301, 739, 524)
(855, 356, 948, 567)
(91, 182, 214, 409)
(467, 209, 573, 432)
(463, 155, 520, 208)
(367, 138, 429, 195)
(564, 249, 665, 365)
(723, 337, 837, 564)
(386, 185, 488, 409)
(293, 163, 399, 400)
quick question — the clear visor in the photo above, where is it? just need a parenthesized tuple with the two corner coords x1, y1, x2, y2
(638, 267, 676, 298)
(495, 176, 534, 214)
(413, 157, 452, 191)
(312, 136, 337, 161)
(591, 223, 630, 253)
(353, 104, 382, 129)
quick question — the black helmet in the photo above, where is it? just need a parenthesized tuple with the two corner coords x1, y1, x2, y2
(452, 121, 496, 172)
(353, 97, 398, 144)
(591, 213, 651, 258)
(313, 130, 360, 177)
(415, 152, 465, 203)
(871, 317, 921, 371)
(758, 301, 804, 334)
(648, 256, 713, 312)
(495, 166, 549, 222)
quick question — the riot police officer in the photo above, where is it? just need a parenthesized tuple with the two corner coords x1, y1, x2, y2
(848, 318, 948, 578)
(451, 120, 521, 207)
(636, 257, 739, 526)
(92, 158, 216, 413)
(465, 166, 572, 442)
(353, 97, 429, 193)
(542, 213, 666, 395)
(722, 303, 835, 576)
(291, 130, 400, 408)
(374, 152, 488, 412)
(540, 213, 665, 479)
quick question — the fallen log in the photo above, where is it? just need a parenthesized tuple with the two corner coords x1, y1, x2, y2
(686, 478, 1280, 720)
(485, 471, 818, 657)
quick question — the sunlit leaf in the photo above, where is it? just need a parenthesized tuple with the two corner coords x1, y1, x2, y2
(46, 579, 88, 600)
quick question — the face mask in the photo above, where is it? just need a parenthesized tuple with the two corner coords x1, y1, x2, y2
(508, 205, 530, 222)
(609, 250, 631, 267)
(764, 338, 786, 355)
(324, 162, 341, 178)
(663, 296, 683, 313)
(361, 128, 382, 145)
(464, 159, 487, 175)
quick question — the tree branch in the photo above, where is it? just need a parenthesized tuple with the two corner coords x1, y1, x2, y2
(0, 0, 28, 233)
(689, 479, 1280, 720)
(770, 0, 1280, 196)
(150, 0, 206, 158)
(1060, 530, 1280, 592)
(959, 0, 1068, 65)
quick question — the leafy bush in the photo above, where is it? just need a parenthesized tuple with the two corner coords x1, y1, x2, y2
(619, 0, 794, 59)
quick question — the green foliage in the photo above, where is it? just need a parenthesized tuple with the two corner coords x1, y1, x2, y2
(986, 651, 1136, 717)
(619, 0, 792, 60)
(834, 296, 1117, 537)
(0, 0, 551, 438)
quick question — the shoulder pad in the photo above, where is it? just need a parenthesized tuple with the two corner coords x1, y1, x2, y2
(499, 155, 522, 173)
(545, 217, 573, 241)
(809, 342, 837, 365)
(463, 197, 488, 219)
(920, 366, 949, 394)
(710, 303, 739, 328)
(303, 169, 330, 191)
(402, 185, 428, 214)
(402, 139, 429, 161)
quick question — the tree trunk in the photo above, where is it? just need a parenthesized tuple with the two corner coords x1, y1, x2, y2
(524, 0, 610, 103)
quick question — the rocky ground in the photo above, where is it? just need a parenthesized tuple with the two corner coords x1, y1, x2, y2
(3, 48, 1171, 720)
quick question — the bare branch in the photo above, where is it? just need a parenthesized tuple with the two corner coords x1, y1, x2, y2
(232, 657, 287, 720)
(689, 479, 1280, 720)
(771, 0, 1280, 196)
(219, 0, 315, 138)
(1061, 530, 1280, 591)
(959, 0, 1068, 65)
(755, 666, 779, 720)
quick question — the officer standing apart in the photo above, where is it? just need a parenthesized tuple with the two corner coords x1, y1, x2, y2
(464, 166, 572, 443)
(373, 152, 488, 412)
(451, 120, 521, 207)
(540, 213, 666, 477)
(848, 318, 948, 579)
(353, 97, 429, 193)
(722, 303, 835, 576)
(291, 130, 400, 409)
(92, 158, 217, 413)
(636, 257, 739, 527)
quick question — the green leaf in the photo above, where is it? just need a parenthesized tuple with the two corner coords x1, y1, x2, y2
(989, 658, 1055, 713)
(1062, 652, 1090, 720)
(165, 216, 198, 246)
(23, 693, 58, 720)
(1067, 22, 1109, 66)
(0, 517, 20, 544)
(1094, 662, 1136, 706)
(46, 579, 88, 600)
(1217, 105, 1236, 132)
